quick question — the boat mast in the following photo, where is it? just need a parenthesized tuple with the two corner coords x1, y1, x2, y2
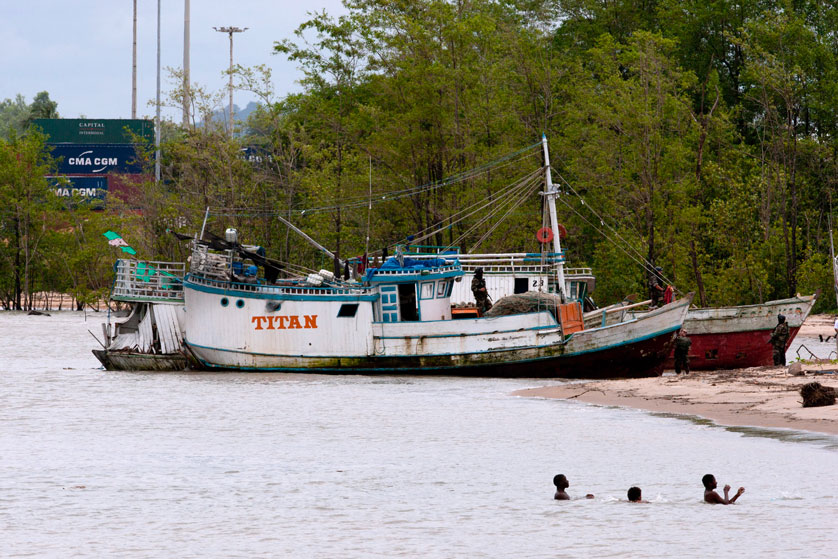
(831, 218, 838, 308)
(542, 135, 566, 301)
(275, 212, 343, 267)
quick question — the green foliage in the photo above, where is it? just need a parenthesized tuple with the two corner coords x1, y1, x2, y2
(5, 1, 838, 312)
(796, 253, 835, 314)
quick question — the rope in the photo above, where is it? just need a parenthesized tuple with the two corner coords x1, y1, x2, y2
(396, 167, 544, 250)
(209, 142, 542, 218)
(552, 168, 681, 293)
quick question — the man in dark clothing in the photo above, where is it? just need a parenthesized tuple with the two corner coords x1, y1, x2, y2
(649, 266, 666, 308)
(674, 329, 692, 375)
(768, 314, 790, 366)
(471, 267, 492, 316)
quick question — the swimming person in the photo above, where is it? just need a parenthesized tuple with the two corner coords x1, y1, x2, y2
(627, 486, 644, 502)
(553, 474, 570, 500)
(553, 474, 594, 500)
(702, 474, 744, 504)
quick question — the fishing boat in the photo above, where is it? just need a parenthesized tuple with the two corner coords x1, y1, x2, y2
(180, 137, 692, 377)
(92, 259, 191, 371)
(662, 295, 816, 369)
(456, 252, 817, 370)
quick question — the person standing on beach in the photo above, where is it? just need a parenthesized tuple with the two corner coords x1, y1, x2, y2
(702, 474, 744, 505)
(471, 268, 492, 316)
(768, 314, 790, 366)
(674, 329, 691, 375)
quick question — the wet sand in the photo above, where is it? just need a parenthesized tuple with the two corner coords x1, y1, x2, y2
(515, 315, 838, 435)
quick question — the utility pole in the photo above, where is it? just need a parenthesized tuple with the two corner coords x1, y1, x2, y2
(213, 26, 248, 136)
(182, 0, 191, 127)
(155, 0, 161, 183)
(132, 0, 137, 119)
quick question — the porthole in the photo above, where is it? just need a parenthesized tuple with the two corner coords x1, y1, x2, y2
(236, 299, 245, 308)
(220, 297, 229, 307)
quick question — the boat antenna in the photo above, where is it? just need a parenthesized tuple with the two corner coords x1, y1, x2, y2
(830, 214, 837, 308)
(365, 155, 372, 263)
(199, 206, 210, 240)
(541, 134, 566, 302)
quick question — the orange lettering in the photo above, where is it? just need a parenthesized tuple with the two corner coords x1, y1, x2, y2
(277, 316, 288, 329)
(266, 316, 277, 330)
(251, 316, 267, 330)
(304, 315, 318, 328)
(288, 315, 302, 329)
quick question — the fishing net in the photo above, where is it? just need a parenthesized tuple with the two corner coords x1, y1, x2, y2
(800, 382, 836, 408)
(484, 292, 563, 321)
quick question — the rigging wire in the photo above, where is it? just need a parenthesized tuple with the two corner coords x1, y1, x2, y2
(469, 177, 543, 252)
(391, 167, 544, 250)
(209, 142, 543, 218)
(551, 169, 680, 292)
(401, 168, 544, 252)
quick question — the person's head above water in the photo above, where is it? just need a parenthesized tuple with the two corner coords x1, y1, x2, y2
(627, 486, 642, 502)
(553, 474, 569, 489)
(702, 474, 717, 490)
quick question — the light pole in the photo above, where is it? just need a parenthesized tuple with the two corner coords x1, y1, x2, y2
(183, 0, 191, 127)
(132, 0, 137, 119)
(213, 26, 248, 136)
(155, 0, 161, 183)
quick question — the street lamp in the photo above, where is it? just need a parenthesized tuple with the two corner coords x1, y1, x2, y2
(183, 0, 191, 127)
(213, 26, 248, 136)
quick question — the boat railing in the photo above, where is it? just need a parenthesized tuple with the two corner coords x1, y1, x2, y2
(402, 252, 593, 277)
(187, 272, 375, 297)
(189, 245, 231, 280)
(367, 263, 462, 279)
(112, 259, 186, 303)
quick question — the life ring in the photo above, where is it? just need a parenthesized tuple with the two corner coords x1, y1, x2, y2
(536, 227, 554, 243)
(557, 224, 567, 239)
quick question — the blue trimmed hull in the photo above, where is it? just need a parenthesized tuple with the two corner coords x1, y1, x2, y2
(185, 323, 681, 379)
(182, 269, 692, 379)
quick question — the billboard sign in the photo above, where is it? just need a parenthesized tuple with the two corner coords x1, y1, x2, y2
(49, 176, 108, 206)
(33, 119, 153, 144)
(49, 144, 145, 174)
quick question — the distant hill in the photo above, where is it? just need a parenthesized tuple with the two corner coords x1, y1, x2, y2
(206, 101, 260, 132)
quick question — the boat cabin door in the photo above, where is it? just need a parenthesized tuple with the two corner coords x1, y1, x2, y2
(398, 284, 419, 321)
(377, 283, 419, 322)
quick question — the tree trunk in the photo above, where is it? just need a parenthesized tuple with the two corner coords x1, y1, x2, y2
(689, 239, 707, 307)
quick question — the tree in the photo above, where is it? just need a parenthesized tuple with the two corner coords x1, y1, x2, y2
(0, 131, 60, 310)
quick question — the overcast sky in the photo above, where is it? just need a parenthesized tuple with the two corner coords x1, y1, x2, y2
(1, 0, 348, 121)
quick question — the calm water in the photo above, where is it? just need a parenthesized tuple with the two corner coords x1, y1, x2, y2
(1, 311, 837, 558)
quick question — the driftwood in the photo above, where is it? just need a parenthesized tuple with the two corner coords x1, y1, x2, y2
(800, 382, 836, 408)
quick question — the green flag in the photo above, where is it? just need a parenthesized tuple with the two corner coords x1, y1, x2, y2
(103, 231, 138, 255)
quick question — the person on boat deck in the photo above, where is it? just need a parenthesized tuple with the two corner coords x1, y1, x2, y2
(674, 329, 692, 375)
(471, 268, 492, 316)
(553, 474, 594, 500)
(627, 486, 646, 503)
(702, 474, 744, 505)
(833, 317, 838, 353)
(768, 314, 790, 366)
(649, 266, 666, 308)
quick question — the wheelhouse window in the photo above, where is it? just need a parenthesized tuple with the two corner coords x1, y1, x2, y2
(337, 304, 359, 317)
(420, 281, 435, 300)
(436, 280, 447, 298)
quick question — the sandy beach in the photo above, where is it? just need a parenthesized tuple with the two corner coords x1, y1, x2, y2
(515, 314, 838, 435)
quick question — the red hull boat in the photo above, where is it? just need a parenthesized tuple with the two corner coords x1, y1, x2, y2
(665, 295, 817, 370)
